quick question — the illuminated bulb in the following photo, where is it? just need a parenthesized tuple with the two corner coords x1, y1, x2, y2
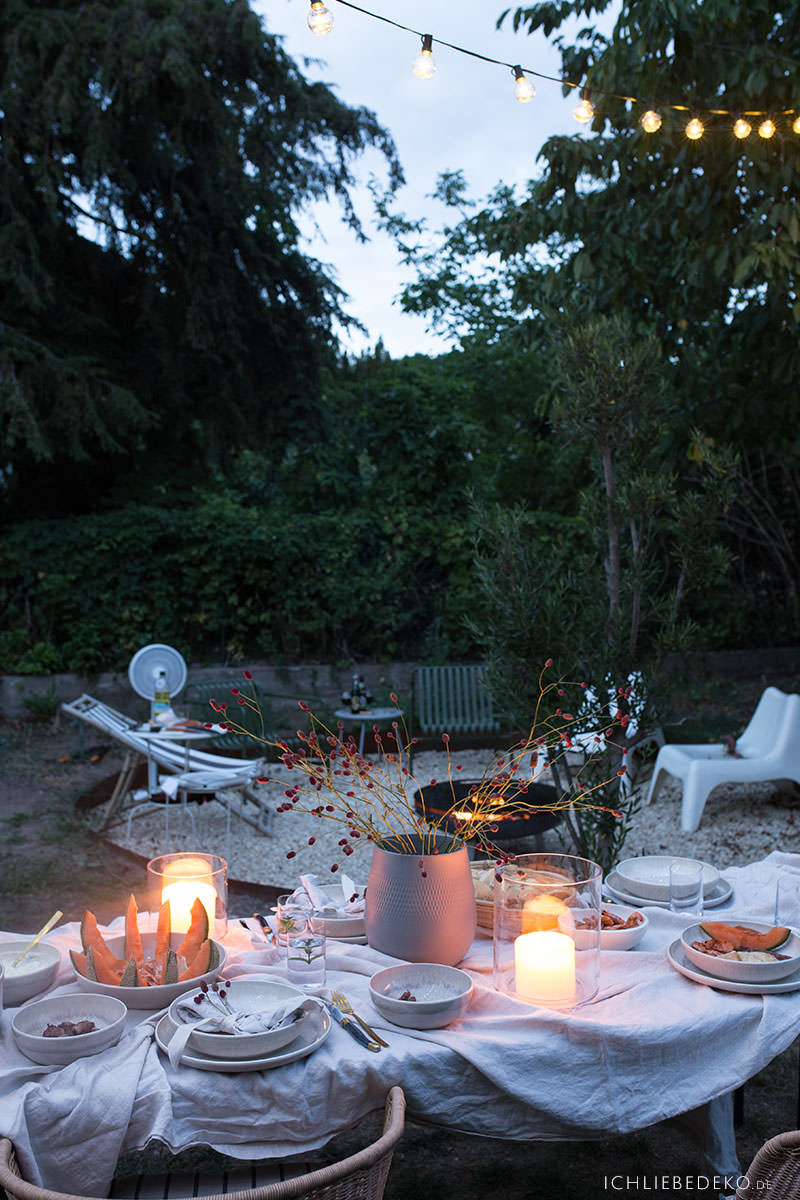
(512, 65, 536, 103)
(412, 34, 436, 80)
(685, 117, 704, 140)
(306, 0, 333, 35)
(573, 96, 594, 124)
(733, 118, 751, 139)
(640, 109, 662, 133)
(793, 115, 800, 135)
(758, 118, 776, 139)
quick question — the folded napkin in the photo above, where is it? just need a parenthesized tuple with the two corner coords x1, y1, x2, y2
(298, 873, 365, 915)
(167, 991, 314, 1067)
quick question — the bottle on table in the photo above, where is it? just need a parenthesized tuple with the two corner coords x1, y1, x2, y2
(359, 676, 371, 711)
(350, 673, 361, 714)
(152, 668, 171, 720)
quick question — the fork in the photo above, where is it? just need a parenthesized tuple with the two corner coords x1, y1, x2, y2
(330, 989, 389, 1048)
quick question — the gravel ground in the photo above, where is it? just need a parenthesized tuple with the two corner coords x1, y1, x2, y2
(100, 747, 800, 887)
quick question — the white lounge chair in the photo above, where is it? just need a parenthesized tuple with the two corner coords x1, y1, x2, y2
(62, 694, 273, 843)
(645, 686, 800, 831)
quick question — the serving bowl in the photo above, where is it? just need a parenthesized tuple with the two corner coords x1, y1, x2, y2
(70, 933, 226, 1009)
(0, 940, 61, 1006)
(567, 904, 648, 951)
(369, 963, 473, 1029)
(614, 856, 719, 902)
(12, 993, 127, 1065)
(168, 978, 312, 1060)
(680, 920, 800, 983)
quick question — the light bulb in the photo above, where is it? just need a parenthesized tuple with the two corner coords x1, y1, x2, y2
(306, 0, 333, 35)
(793, 115, 800, 135)
(758, 118, 776, 139)
(412, 34, 436, 80)
(733, 118, 751, 139)
(686, 117, 704, 140)
(512, 66, 536, 103)
(573, 96, 594, 124)
(640, 109, 662, 133)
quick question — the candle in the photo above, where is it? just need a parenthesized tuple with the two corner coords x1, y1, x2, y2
(514, 930, 576, 1004)
(160, 855, 217, 933)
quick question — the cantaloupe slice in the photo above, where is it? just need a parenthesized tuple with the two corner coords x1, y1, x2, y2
(176, 898, 210, 963)
(119, 956, 141, 987)
(177, 938, 216, 981)
(699, 921, 791, 951)
(81, 910, 127, 972)
(124, 894, 145, 965)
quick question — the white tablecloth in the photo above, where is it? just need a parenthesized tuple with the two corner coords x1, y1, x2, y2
(1, 852, 799, 1195)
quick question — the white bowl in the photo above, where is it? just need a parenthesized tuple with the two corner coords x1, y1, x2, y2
(567, 905, 649, 951)
(614, 856, 720, 902)
(70, 933, 226, 1009)
(0, 941, 61, 1006)
(309, 884, 366, 939)
(369, 963, 473, 1029)
(168, 978, 312, 1060)
(681, 919, 800, 983)
(12, 993, 127, 1065)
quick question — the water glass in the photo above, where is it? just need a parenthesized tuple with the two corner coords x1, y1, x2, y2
(774, 877, 800, 927)
(669, 860, 704, 918)
(275, 894, 312, 955)
(286, 929, 326, 991)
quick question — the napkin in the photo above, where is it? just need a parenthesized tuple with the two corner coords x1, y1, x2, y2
(298, 873, 365, 915)
(167, 991, 315, 1067)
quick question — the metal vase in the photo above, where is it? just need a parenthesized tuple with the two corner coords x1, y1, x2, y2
(365, 836, 476, 965)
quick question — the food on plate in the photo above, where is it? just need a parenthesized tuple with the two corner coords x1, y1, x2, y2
(70, 895, 219, 987)
(398, 990, 417, 1002)
(43, 1020, 96, 1038)
(691, 922, 792, 961)
(472, 866, 496, 902)
(576, 909, 644, 931)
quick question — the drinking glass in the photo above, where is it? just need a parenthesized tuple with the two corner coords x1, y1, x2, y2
(669, 860, 704, 918)
(275, 894, 312, 955)
(286, 929, 326, 991)
(774, 877, 800, 926)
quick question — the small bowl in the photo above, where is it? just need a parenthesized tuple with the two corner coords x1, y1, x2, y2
(0, 941, 61, 1006)
(168, 978, 311, 1060)
(369, 963, 473, 1029)
(70, 933, 227, 1009)
(681, 920, 800, 983)
(12, 993, 127, 1065)
(614, 856, 720, 902)
(310, 884, 366, 939)
(567, 905, 648, 951)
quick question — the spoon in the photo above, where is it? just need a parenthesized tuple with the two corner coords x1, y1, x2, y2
(11, 910, 63, 967)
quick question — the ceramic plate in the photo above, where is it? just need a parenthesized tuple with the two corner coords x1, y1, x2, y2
(614, 855, 720, 901)
(327, 934, 368, 945)
(155, 1001, 331, 1072)
(667, 939, 800, 995)
(604, 870, 732, 910)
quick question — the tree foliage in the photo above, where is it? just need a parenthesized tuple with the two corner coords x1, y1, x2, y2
(0, 0, 400, 513)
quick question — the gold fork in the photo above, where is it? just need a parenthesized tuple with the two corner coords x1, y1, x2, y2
(330, 989, 389, 1048)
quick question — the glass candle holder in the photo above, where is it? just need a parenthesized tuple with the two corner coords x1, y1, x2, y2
(493, 853, 602, 1009)
(147, 852, 228, 939)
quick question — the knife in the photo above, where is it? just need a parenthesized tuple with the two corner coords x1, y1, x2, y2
(328, 1002, 381, 1052)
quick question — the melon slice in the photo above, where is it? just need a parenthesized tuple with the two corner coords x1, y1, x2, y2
(699, 921, 791, 951)
(81, 910, 127, 972)
(124, 894, 145, 965)
(176, 898, 210, 963)
(177, 938, 216, 982)
(119, 956, 141, 987)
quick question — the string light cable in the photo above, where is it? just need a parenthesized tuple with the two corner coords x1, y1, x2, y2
(303, 0, 800, 139)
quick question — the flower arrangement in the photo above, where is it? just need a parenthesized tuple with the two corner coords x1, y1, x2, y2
(209, 663, 624, 873)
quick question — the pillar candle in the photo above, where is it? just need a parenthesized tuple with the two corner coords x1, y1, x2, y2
(514, 930, 576, 1003)
(160, 855, 216, 933)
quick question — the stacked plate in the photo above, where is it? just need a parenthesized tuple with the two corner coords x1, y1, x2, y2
(309, 884, 367, 946)
(669, 919, 800, 994)
(154, 978, 331, 1072)
(604, 855, 732, 909)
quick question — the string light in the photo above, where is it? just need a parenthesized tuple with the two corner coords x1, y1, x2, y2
(412, 34, 436, 80)
(512, 65, 536, 103)
(573, 94, 594, 124)
(640, 109, 662, 133)
(306, 0, 333, 35)
(300, 0, 800, 142)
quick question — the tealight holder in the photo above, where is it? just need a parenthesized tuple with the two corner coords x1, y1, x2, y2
(147, 852, 228, 939)
(492, 853, 601, 1009)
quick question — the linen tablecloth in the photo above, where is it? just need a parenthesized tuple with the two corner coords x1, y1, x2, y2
(1, 851, 799, 1195)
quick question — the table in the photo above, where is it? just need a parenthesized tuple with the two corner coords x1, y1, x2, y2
(1, 852, 799, 1197)
(333, 707, 404, 755)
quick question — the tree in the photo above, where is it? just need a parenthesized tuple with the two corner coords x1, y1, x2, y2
(0, 0, 401, 514)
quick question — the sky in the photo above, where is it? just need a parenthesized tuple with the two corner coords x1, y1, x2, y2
(256, 0, 607, 358)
